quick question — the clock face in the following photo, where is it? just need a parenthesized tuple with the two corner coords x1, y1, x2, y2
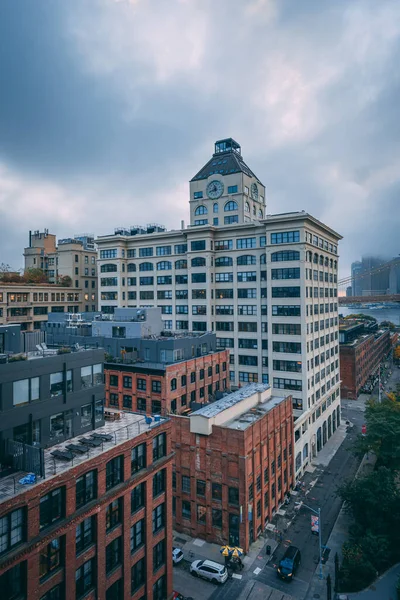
(207, 180, 224, 199)
(251, 182, 258, 200)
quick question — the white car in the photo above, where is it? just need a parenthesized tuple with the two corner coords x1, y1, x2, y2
(173, 547, 184, 565)
(190, 559, 228, 584)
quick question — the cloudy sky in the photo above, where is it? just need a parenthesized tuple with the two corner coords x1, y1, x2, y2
(1, 0, 399, 279)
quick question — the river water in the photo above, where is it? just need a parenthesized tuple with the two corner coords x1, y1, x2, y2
(339, 306, 400, 326)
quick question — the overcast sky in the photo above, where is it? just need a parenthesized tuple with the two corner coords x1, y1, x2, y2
(1, 0, 399, 280)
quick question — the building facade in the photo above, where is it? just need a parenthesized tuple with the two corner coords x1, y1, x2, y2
(0, 284, 82, 331)
(0, 413, 173, 600)
(171, 384, 294, 552)
(96, 139, 342, 477)
(24, 230, 98, 311)
(340, 324, 392, 399)
(105, 348, 230, 415)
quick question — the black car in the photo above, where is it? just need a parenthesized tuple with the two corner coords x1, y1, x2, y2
(277, 545, 301, 581)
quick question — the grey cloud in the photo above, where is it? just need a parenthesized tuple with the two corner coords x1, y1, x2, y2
(0, 0, 399, 278)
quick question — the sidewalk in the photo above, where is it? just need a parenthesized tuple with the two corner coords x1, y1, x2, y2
(347, 563, 400, 599)
(305, 453, 376, 599)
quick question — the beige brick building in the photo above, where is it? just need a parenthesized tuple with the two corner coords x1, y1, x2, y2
(24, 230, 98, 311)
(0, 284, 81, 331)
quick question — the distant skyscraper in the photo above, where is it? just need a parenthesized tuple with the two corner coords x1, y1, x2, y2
(351, 261, 362, 296)
(346, 286, 352, 297)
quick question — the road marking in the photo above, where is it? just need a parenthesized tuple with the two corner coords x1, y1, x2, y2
(232, 573, 242, 579)
(253, 567, 262, 575)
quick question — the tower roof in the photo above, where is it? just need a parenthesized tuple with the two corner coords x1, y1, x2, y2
(191, 138, 263, 184)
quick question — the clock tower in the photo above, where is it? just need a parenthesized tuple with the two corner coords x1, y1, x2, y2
(189, 138, 266, 227)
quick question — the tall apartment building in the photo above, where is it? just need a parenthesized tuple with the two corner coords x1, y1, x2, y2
(24, 230, 98, 311)
(0, 284, 81, 331)
(0, 333, 173, 600)
(96, 138, 342, 476)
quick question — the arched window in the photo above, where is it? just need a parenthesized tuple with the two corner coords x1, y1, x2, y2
(260, 253, 266, 264)
(324, 257, 329, 267)
(245, 201, 250, 213)
(191, 257, 206, 267)
(139, 262, 154, 271)
(171, 378, 177, 391)
(195, 205, 208, 216)
(157, 261, 172, 270)
(313, 253, 319, 264)
(329, 259, 333, 268)
(175, 259, 187, 269)
(100, 263, 117, 273)
(213, 203, 219, 213)
(127, 263, 136, 272)
(258, 209, 263, 218)
(334, 260, 337, 270)
(237, 255, 256, 265)
(215, 256, 233, 267)
(224, 200, 238, 212)
(253, 205, 256, 215)
(307, 251, 313, 262)
(319, 255, 324, 265)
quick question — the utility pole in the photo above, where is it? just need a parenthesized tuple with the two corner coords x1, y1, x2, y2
(296, 501, 323, 580)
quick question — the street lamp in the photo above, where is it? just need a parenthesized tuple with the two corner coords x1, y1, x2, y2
(297, 501, 323, 580)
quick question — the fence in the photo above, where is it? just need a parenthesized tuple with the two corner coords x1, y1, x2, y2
(2, 439, 44, 477)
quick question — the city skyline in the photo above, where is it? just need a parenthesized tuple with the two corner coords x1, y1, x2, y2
(1, 0, 400, 277)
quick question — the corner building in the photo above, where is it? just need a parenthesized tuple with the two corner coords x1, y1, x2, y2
(96, 139, 342, 477)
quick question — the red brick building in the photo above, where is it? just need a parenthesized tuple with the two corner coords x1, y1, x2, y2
(105, 349, 230, 415)
(340, 325, 392, 399)
(0, 412, 173, 600)
(171, 384, 294, 552)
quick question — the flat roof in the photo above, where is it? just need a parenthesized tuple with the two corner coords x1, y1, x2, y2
(0, 410, 168, 505)
(224, 394, 287, 431)
(191, 383, 270, 418)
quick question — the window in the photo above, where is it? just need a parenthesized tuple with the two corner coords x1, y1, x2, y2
(271, 250, 300, 261)
(192, 272, 206, 283)
(153, 469, 166, 497)
(106, 455, 123, 490)
(139, 247, 153, 257)
(228, 185, 238, 193)
(228, 487, 239, 505)
(13, 377, 39, 406)
(212, 483, 222, 501)
(236, 237, 256, 249)
(182, 500, 191, 519)
(157, 261, 172, 271)
(191, 240, 206, 251)
(237, 254, 256, 265)
(215, 256, 232, 267)
(216, 288, 234, 298)
(194, 191, 203, 199)
(273, 360, 302, 373)
(239, 372, 258, 383)
(76, 470, 97, 508)
(224, 200, 238, 211)
(215, 239, 233, 250)
(238, 305, 257, 315)
(106, 498, 122, 531)
(272, 305, 301, 316)
(153, 433, 166, 461)
(100, 249, 117, 259)
(192, 305, 207, 315)
(153, 575, 166, 600)
(40, 488, 65, 530)
(100, 277, 118, 286)
(176, 274, 188, 285)
(175, 243, 188, 254)
(273, 341, 301, 353)
(131, 481, 145, 513)
(39, 538, 63, 580)
(194, 205, 207, 215)
(213, 202, 219, 213)
(272, 268, 300, 280)
(156, 245, 171, 256)
(238, 271, 257, 282)
(131, 557, 146, 594)
(238, 322, 257, 332)
(215, 305, 233, 315)
(50, 371, 72, 396)
(76, 517, 95, 555)
(40, 583, 63, 600)
(238, 338, 257, 349)
(212, 509, 222, 528)
(130, 519, 145, 554)
(153, 539, 165, 572)
(272, 286, 301, 298)
(81, 363, 103, 388)
(80, 404, 92, 428)
(191, 256, 206, 267)
(176, 305, 188, 314)
(224, 215, 239, 224)
(196, 479, 206, 496)
(76, 559, 95, 599)
(0, 508, 25, 555)
(272, 323, 301, 335)
(182, 475, 191, 494)
(215, 272, 233, 282)
(0, 562, 26, 600)
(273, 378, 302, 391)
(131, 443, 146, 474)
(152, 503, 165, 533)
(238, 288, 257, 298)
(239, 355, 258, 366)
(140, 276, 154, 285)
(216, 321, 234, 331)
(150, 381, 161, 396)
(137, 378, 146, 391)
(106, 537, 122, 574)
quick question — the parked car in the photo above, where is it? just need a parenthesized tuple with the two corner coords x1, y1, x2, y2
(172, 593, 194, 600)
(172, 547, 184, 565)
(277, 545, 301, 581)
(190, 559, 228, 584)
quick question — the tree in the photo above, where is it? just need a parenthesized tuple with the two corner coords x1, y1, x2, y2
(339, 542, 376, 592)
(57, 275, 72, 287)
(353, 399, 400, 468)
(22, 268, 48, 284)
(380, 320, 396, 330)
(344, 313, 377, 322)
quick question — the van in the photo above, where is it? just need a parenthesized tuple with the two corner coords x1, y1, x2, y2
(277, 545, 301, 581)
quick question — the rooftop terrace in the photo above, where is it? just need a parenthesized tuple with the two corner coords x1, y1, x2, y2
(0, 409, 168, 504)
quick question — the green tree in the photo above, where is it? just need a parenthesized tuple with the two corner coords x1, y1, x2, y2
(339, 541, 376, 592)
(380, 320, 396, 330)
(353, 400, 400, 468)
(22, 268, 48, 284)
